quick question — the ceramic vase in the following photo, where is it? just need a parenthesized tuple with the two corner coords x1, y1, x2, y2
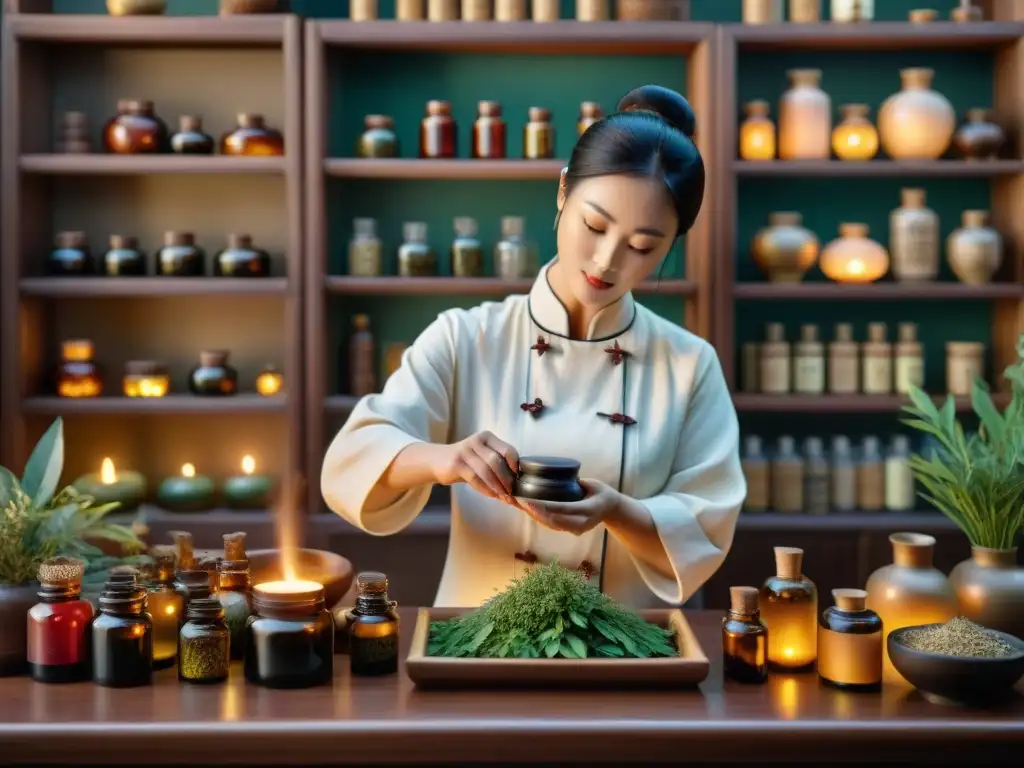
(889, 188, 939, 282)
(831, 103, 879, 161)
(878, 68, 955, 160)
(954, 109, 1006, 160)
(0, 582, 39, 677)
(819, 223, 889, 284)
(865, 533, 957, 683)
(949, 547, 1024, 641)
(947, 210, 1002, 285)
(107, 0, 166, 13)
(739, 100, 776, 161)
(751, 212, 819, 282)
(778, 69, 831, 160)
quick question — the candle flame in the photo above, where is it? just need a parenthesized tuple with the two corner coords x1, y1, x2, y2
(241, 455, 255, 475)
(100, 458, 117, 485)
(181, 463, 196, 478)
(257, 579, 322, 595)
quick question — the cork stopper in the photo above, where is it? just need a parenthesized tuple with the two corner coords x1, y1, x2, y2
(908, 8, 937, 23)
(363, 114, 394, 130)
(838, 222, 869, 239)
(832, 588, 868, 612)
(55, 231, 87, 249)
(900, 67, 935, 90)
(403, 221, 428, 244)
(834, 322, 854, 342)
(227, 233, 253, 249)
(356, 571, 388, 594)
(238, 113, 265, 129)
(477, 100, 502, 117)
(768, 211, 802, 227)
(840, 103, 870, 119)
(787, 68, 822, 87)
(61, 339, 94, 362)
(774, 547, 804, 581)
(900, 188, 926, 208)
(897, 322, 918, 343)
(528, 106, 551, 122)
(730, 586, 759, 615)
(199, 350, 229, 367)
(799, 324, 819, 343)
(222, 531, 247, 562)
(501, 216, 525, 239)
(580, 101, 603, 118)
(962, 210, 989, 228)
(744, 99, 770, 118)
(124, 360, 167, 377)
(170, 530, 195, 569)
(163, 231, 194, 247)
(353, 313, 370, 331)
(765, 322, 785, 343)
(965, 108, 991, 124)
(425, 100, 451, 116)
(108, 234, 138, 250)
(867, 322, 887, 343)
(38, 557, 85, 587)
(126, 99, 154, 115)
(453, 216, 479, 238)
(178, 115, 202, 133)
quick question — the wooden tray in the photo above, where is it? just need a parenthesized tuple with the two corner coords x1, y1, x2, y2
(405, 607, 710, 689)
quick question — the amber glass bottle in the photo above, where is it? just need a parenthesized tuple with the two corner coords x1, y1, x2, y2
(47, 231, 94, 276)
(473, 100, 506, 159)
(722, 586, 768, 684)
(818, 588, 883, 692)
(102, 235, 146, 276)
(349, 572, 400, 677)
(214, 234, 270, 277)
(103, 99, 168, 154)
(216, 532, 253, 661)
(578, 101, 603, 135)
(357, 115, 399, 158)
(145, 546, 184, 670)
(171, 116, 214, 154)
(523, 107, 555, 159)
(420, 100, 457, 159)
(760, 547, 817, 670)
(220, 113, 284, 157)
(57, 339, 102, 398)
(156, 232, 205, 276)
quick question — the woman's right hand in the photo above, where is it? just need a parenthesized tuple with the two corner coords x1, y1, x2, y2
(432, 431, 520, 502)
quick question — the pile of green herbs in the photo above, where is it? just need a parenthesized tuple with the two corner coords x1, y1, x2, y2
(428, 562, 677, 660)
(901, 333, 1024, 550)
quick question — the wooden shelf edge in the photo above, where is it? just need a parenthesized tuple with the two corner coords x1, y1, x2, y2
(9, 14, 289, 45)
(324, 275, 697, 297)
(20, 277, 289, 297)
(324, 158, 565, 180)
(22, 394, 288, 415)
(733, 283, 1023, 300)
(19, 155, 287, 175)
(732, 393, 1011, 413)
(733, 159, 1024, 177)
(736, 511, 956, 531)
(726, 21, 1024, 49)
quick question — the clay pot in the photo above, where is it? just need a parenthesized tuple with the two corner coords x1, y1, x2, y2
(248, 548, 354, 609)
(819, 223, 889, 284)
(106, 0, 166, 13)
(878, 68, 955, 160)
(954, 109, 1006, 160)
(0, 582, 39, 677)
(949, 547, 1024, 640)
(751, 212, 819, 283)
(946, 210, 1002, 285)
(220, 0, 279, 12)
(865, 533, 958, 683)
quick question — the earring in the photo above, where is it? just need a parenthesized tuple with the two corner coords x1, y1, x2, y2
(552, 211, 561, 231)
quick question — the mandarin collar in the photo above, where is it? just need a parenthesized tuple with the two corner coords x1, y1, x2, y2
(527, 260, 636, 342)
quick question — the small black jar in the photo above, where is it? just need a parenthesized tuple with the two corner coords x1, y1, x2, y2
(188, 350, 238, 396)
(513, 456, 585, 502)
(102, 234, 146, 276)
(47, 231, 93, 275)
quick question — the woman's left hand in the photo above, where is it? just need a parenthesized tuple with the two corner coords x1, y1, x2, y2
(515, 478, 624, 536)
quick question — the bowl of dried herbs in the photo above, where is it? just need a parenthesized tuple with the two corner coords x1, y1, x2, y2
(888, 617, 1024, 707)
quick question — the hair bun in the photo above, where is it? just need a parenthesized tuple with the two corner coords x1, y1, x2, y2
(616, 85, 696, 138)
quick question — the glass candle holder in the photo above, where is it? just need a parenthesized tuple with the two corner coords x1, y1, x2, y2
(255, 366, 283, 396)
(179, 598, 230, 684)
(91, 578, 153, 688)
(189, 350, 238, 396)
(244, 580, 334, 689)
(349, 571, 400, 677)
(123, 360, 169, 398)
(145, 546, 185, 670)
(72, 457, 146, 510)
(28, 557, 94, 684)
(832, 103, 880, 161)
(223, 455, 273, 509)
(760, 547, 817, 670)
(157, 463, 215, 512)
(57, 339, 103, 398)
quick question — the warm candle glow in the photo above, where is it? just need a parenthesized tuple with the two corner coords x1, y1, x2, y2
(255, 367, 284, 397)
(256, 580, 322, 595)
(241, 455, 256, 475)
(100, 458, 117, 485)
(181, 463, 196, 478)
(820, 223, 890, 284)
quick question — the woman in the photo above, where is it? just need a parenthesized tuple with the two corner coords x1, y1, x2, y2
(322, 85, 745, 609)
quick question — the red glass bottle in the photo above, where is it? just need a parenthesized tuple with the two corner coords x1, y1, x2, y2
(27, 557, 94, 683)
(420, 100, 457, 159)
(473, 100, 506, 159)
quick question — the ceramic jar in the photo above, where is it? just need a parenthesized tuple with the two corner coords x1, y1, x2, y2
(778, 69, 831, 160)
(889, 188, 939, 282)
(949, 548, 1024, 641)
(947, 210, 1002, 285)
(107, 0, 166, 14)
(831, 104, 879, 161)
(751, 212, 819, 283)
(739, 100, 776, 161)
(945, 342, 984, 396)
(865, 533, 957, 683)
(878, 68, 955, 160)
(819, 223, 889, 284)
(954, 109, 1005, 160)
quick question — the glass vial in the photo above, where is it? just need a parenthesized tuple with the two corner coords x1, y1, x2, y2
(473, 100, 507, 159)
(523, 107, 555, 159)
(348, 218, 383, 277)
(722, 586, 768, 684)
(861, 322, 892, 395)
(349, 313, 376, 397)
(759, 323, 791, 394)
(398, 221, 437, 277)
(857, 436, 884, 511)
(760, 547, 817, 670)
(179, 598, 230, 684)
(803, 437, 830, 515)
(739, 99, 776, 161)
(92, 576, 153, 688)
(495, 216, 534, 279)
(350, 572, 400, 677)
(28, 557, 94, 683)
(146, 546, 185, 669)
(771, 436, 804, 514)
(817, 588, 882, 691)
(216, 532, 253, 661)
(451, 217, 484, 277)
(894, 322, 924, 395)
(420, 100, 457, 159)
(741, 436, 769, 513)
(794, 324, 825, 394)
(828, 323, 859, 394)
(830, 435, 857, 512)
(884, 435, 915, 511)
(578, 101, 603, 136)
(741, 342, 760, 393)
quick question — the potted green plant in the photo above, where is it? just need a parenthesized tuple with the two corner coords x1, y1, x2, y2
(901, 334, 1024, 639)
(0, 418, 147, 676)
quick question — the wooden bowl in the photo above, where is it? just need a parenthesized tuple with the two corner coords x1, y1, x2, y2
(888, 624, 1024, 707)
(248, 548, 354, 609)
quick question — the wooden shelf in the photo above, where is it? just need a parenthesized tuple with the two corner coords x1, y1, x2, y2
(733, 159, 1024, 177)
(728, 21, 1024, 50)
(7, 13, 291, 46)
(734, 282, 1022, 300)
(732, 393, 1011, 413)
(737, 511, 956, 531)
(20, 155, 287, 176)
(324, 276, 697, 297)
(20, 277, 288, 298)
(21, 394, 287, 416)
(324, 158, 565, 180)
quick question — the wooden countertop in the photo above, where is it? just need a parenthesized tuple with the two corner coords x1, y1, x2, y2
(1, 609, 1021, 765)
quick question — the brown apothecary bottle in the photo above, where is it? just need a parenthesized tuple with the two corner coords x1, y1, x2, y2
(473, 101, 507, 159)
(578, 101, 603, 136)
(215, 234, 271, 277)
(103, 235, 146, 276)
(523, 107, 555, 159)
(420, 100, 457, 159)
(57, 339, 102, 399)
(103, 99, 168, 154)
(760, 547, 817, 670)
(349, 572, 400, 677)
(817, 588, 882, 692)
(157, 232, 205, 276)
(171, 116, 214, 155)
(357, 115, 399, 158)
(220, 113, 284, 157)
(189, 350, 239, 396)
(47, 231, 94, 276)
(722, 586, 768, 684)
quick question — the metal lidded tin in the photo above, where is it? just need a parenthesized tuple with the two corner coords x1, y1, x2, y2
(513, 456, 585, 503)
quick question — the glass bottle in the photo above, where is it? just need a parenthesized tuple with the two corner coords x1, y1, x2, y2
(741, 435, 769, 513)
(793, 324, 824, 395)
(156, 231, 205, 277)
(828, 322, 858, 394)
(831, 103, 879, 161)
(894, 322, 923, 395)
(220, 113, 284, 157)
(472, 101, 506, 159)
(349, 571, 400, 676)
(857, 436, 884, 511)
(884, 435, 915, 512)
(348, 218, 383, 276)
(102, 235, 146, 276)
(217, 532, 253, 661)
(889, 188, 939, 282)
(398, 221, 436, 277)
(48, 231, 94, 275)
(57, 339, 102, 398)
(214, 234, 271, 277)
(103, 99, 167, 154)
(451, 217, 484, 277)
(170, 115, 214, 155)
(91, 578, 153, 688)
(803, 436, 829, 516)
(349, 314, 376, 397)
(244, 580, 335, 689)
(100, 99, 130, 147)
(817, 588, 882, 691)
(778, 69, 831, 160)
(770, 435, 804, 514)
(179, 598, 230, 684)
(357, 115, 399, 158)
(523, 106, 555, 159)
(861, 322, 892, 395)
(760, 547, 817, 670)
(722, 586, 767, 684)
(494, 216, 534, 279)
(946, 341, 985, 397)
(830, 435, 857, 512)
(739, 100, 776, 161)
(188, 350, 239, 396)
(420, 100, 457, 159)
(758, 322, 790, 394)
(578, 101, 603, 136)
(145, 546, 184, 669)
(954, 108, 1006, 161)
(27, 557, 94, 684)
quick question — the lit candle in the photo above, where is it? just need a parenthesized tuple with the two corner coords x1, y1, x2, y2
(73, 458, 146, 510)
(255, 366, 284, 397)
(122, 360, 170, 398)
(222, 455, 273, 509)
(156, 463, 215, 513)
(245, 579, 333, 688)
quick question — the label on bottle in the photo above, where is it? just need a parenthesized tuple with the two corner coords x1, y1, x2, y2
(857, 463, 885, 510)
(862, 355, 892, 394)
(892, 218, 938, 280)
(817, 626, 881, 686)
(830, 465, 857, 511)
(828, 354, 858, 394)
(348, 243, 382, 277)
(794, 355, 825, 394)
(947, 358, 983, 397)
(771, 461, 804, 513)
(894, 355, 923, 394)
(759, 356, 791, 394)
(884, 458, 915, 511)
(742, 463, 769, 511)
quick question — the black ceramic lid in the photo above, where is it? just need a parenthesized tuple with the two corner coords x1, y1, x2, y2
(518, 456, 581, 479)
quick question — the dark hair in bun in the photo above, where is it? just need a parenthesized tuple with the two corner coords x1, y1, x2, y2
(563, 85, 705, 237)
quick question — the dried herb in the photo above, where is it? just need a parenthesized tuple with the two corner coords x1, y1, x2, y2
(427, 562, 676, 659)
(901, 616, 1017, 658)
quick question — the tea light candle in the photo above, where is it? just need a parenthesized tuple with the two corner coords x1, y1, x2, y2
(122, 360, 170, 398)
(223, 455, 273, 509)
(255, 366, 283, 397)
(73, 458, 146, 511)
(157, 463, 215, 512)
